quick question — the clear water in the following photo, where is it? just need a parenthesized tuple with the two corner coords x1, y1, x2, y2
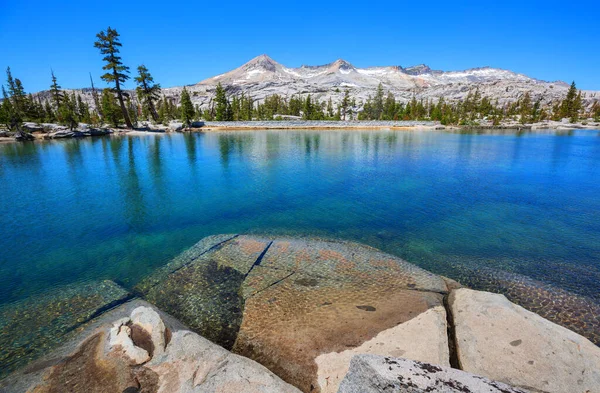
(1, 129, 600, 307)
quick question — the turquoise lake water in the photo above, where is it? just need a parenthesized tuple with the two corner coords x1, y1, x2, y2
(1, 129, 600, 310)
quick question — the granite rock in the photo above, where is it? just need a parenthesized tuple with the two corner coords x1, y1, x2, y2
(337, 354, 528, 393)
(450, 288, 600, 393)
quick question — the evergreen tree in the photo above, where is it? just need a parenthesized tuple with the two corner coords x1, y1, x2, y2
(134, 65, 160, 122)
(76, 94, 91, 123)
(593, 101, 600, 122)
(94, 27, 133, 128)
(383, 92, 396, 120)
(373, 83, 385, 119)
(44, 100, 55, 122)
(59, 92, 78, 130)
(49, 70, 63, 110)
(560, 81, 578, 120)
(0, 87, 11, 128)
(571, 91, 583, 123)
(341, 90, 350, 120)
(4, 69, 23, 130)
(180, 87, 195, 126)
(326, 97, 334, 119)
(214, 83, 228, 121)
(303, 95, 314, 120)
(519, 92, 532, 124)
(101, 88, 122, 127)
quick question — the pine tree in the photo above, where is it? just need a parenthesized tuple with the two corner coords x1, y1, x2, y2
(134, 65, 160, 122)
(341, 90, 350, 120)
(94, 27, 133, 128)
(383, 92, 396, 120)
(303, 95, 314, 120)
(520, 92, 532, 124)
(560, 81, 578, 120)
(44, 100, 55, 122)
(0, 87, 11, 128)
(180, 87, 195, 126)
(326, 97, 334, 119)
(571, 91, 583, 123)
(49, 70, 63, 110)
(373, 83, 385, 120)
(4, 69, 23, 131)
(101, 88, 122, 127)
(58, 92, 78, 130)
(214, 83, 228, 121)
(76, 94, 91, 123)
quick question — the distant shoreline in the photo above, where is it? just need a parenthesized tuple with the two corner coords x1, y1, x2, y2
(1, 120, 599, 143)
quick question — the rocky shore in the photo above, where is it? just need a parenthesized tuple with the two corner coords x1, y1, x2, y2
(1, 235, 599, 393)
(1, 119, 598, 143)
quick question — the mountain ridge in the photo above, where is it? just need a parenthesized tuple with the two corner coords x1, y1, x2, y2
(32, 54, 598, 112)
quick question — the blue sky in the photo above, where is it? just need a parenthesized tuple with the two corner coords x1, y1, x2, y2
(1, 0, 599, 92)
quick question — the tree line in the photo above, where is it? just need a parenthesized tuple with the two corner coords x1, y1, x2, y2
(1, 26, 599, 132)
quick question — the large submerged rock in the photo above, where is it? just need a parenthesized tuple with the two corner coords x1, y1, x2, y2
(136, 235, 451, 392)
(450, 288, 600, 393)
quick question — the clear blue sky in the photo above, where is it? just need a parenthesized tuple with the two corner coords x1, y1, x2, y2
(1, 0, 598, 92)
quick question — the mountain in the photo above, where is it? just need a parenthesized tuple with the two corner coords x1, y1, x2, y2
(34, 55, 599, 112)
(158, 55, 595, 110)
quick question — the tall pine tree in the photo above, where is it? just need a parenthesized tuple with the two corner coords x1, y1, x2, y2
(214, 83, 228, 121)
(180, 87, 195, 126)
(94, 27, 133, 128)
(134, 65, 160, 122)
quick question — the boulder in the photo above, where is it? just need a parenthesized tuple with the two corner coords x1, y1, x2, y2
(450, 288, 600, 393)
(314, 306, 449, 393)
(137, 235, 450, 392)
(337, 354, 528, 393)
(167, 121, 184, 132)
(1, 302, 301, 393)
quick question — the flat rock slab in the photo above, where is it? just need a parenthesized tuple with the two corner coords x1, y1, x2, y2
(450, 288, 600, 393)
(1, 302, 300, 393)
(338, 354, 528, 393)
(137, 235, 450, 392)
(0, 280, 131, 379)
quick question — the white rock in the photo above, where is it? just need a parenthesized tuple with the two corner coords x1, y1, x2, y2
(450, 288, 600, 393)
(130, 306, 167, 355)
(315, 306, 449, 393)
(108, 318, 150, 365)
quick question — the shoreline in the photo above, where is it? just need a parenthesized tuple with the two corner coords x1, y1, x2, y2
(1, 120, 599, 143)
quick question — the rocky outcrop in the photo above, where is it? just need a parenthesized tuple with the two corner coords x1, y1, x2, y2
(450, 288, 600, 393)
(337, 354, 528, 393)
(136, 235, 451, 392)
(1, 302, 300, 393)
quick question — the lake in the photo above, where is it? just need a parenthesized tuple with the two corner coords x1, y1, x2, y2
(1, 129, 600, 341)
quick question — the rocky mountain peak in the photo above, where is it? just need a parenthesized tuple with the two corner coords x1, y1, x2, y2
(404, 64, 432, 75)
(244, 54, 280, 72)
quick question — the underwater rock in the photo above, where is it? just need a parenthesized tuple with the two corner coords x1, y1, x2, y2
(137, 235, 450, 392)
(0, 280, 131, 379)
(450, 288, 600, 393)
